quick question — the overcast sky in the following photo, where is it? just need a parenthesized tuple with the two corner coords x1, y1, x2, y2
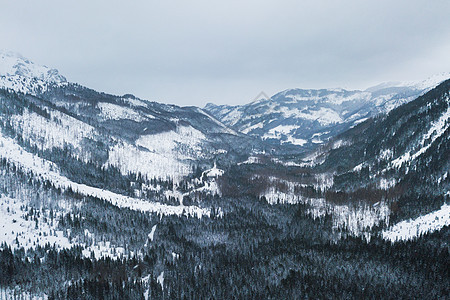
(1, 0, 450, 106)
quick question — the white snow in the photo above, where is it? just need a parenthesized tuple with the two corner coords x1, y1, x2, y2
(277, 107, 343, 125)
(379, 149, 394, 160)
(311, 137, 323, 144)
(377, 178, 396, 190)
(382, 203, 450, 242)
(262, 125, 307, 145)
(241, 122, 264, 134)
(196, 108, 238, 135)
(270, 157, 302, 167)
(213, 149, 227, 155)
(238, 156, 262, 165)
(2, 287, 47, 300)
(142, 275, 151, 300)
(331, 139, 352, 150)
(409, 72, 449, 90)
(379, 72, 450, 91)
(106, 125, 206, 182)
(259, 174, 389, 237)
(301, 198, 391, 239)
(262, 125, 308, 145)
(0, 51, 65, 83)
(157, 271, 164, 290)
(10, 108, 96, 161)
(80, 236, 127, 260)
(267, 125, 298, 136)
(148, 224, 157, 242)
(136, 125, 205, 158)
(203, 163, 224, 178)
(97, 102, 149, 121)
(314, 173, 334, 191)
(123, 97, 148, 108)
(0, 194, 128, 260)
(331, 201, 390, 238)
(0, 195, 73, 251)
(221, 108, 243, 126)
(352, 163, 364, 172)
(282, 89, 374, 106)
(259, 175, 332, 205)
(172, 252, 180, 260)
(285, 136, 308, 146)
(185, 179, 223, 200)
(312, 131, 330, 138)
(353, 117, 368, 125)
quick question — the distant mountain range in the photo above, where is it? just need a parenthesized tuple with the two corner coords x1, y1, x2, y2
(205, 73, 449, 151)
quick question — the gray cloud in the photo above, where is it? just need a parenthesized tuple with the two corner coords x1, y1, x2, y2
(1, 0, 450, 106)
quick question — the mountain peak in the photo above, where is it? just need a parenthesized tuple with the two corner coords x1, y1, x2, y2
(0, 50, 66, 84)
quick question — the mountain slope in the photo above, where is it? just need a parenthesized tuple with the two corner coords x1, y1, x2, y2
(304, 79, 450, 226)
(0, 52, 231, 264)
(0, 52, 263, 186)
(217, 79, 449, 239)
(315, 79, 450, 191)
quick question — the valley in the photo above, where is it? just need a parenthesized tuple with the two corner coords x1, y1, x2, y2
(0, 51, 448, 299)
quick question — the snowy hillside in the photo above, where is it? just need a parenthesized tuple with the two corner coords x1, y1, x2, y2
(0, 130, 212, 218)
(229, 79, 450, 242)
(366, 72, 450, 92)
(0, 52, 262, 187)
(106, 124, 208, 181)
(382, 203, 449, 242)
(313, 79, 450, 188)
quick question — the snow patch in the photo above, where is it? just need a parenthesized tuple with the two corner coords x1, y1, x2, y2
(97, 102, 149, 121)
(148, 225, 157, 242)
(107, 125, 206, 182)
(157, 271, 164, 290)
(382, 203, 450, 242)
(0, 195, 72, 251)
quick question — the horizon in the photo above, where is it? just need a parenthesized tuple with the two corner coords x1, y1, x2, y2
(1, 48, 449, 108)
(1, 1, 450, 106)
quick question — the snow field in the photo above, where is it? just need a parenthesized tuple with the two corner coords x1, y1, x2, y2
(382, 203, 449, 242)
(107, 125, 207, 182)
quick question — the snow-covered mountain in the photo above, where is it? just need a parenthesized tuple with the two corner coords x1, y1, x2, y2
(305, 79, 450, 236)
(0, 52, 262, 181)
(1, 51, 447, 240)
(0, 50, 67, 94)
(312, 79, 450, 191)
(0, 52, 248, 264)
(224, 79, 449, 239)
(205, 74, 449, 151)
(0, 52, 267, 232)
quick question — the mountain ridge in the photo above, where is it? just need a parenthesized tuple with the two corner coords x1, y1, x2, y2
(205, 74, 449, 152)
